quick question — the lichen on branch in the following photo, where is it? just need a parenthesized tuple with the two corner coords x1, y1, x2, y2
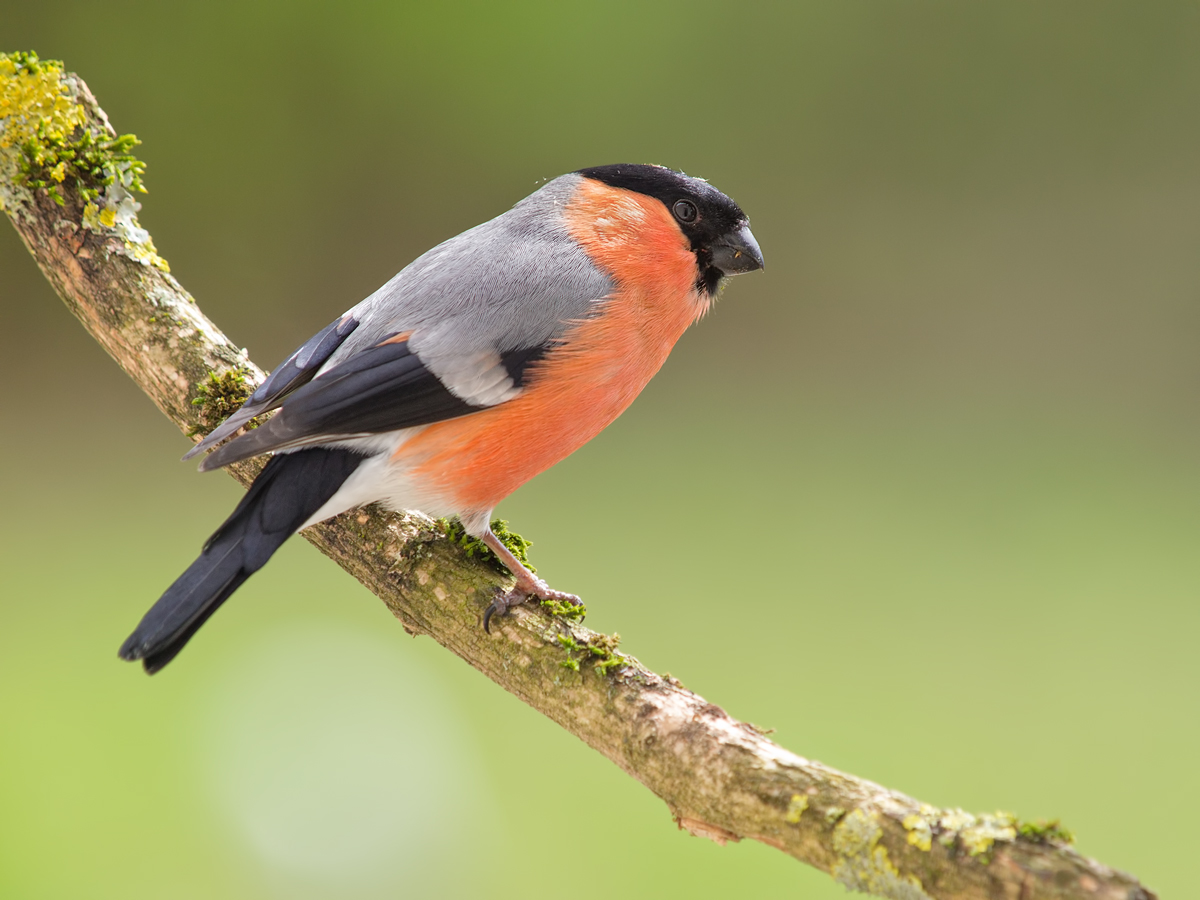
(0, 50, 166, 269)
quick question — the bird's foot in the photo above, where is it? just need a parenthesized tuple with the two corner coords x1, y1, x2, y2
(483, 578, 582, 633)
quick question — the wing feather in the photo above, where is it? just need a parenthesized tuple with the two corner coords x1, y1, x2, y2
(184, 313, 360, 460)
(197, 336, 503, 471)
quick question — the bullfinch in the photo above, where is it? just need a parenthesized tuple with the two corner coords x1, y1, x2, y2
(119, 164, 764, 673)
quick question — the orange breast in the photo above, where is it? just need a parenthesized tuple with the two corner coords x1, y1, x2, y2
(393, 178, 710, 513)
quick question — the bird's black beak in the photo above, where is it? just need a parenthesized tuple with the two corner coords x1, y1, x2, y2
(710, 223, 764, 275)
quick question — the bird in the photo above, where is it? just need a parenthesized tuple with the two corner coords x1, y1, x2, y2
(118, 164, 764, 674)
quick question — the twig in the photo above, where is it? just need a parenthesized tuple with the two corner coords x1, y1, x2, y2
(0, 52, 1155, 900)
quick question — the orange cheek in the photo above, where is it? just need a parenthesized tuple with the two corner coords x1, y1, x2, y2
(563, 178, 699, 300)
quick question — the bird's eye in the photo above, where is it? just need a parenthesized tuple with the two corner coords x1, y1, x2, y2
(672, 199, 698, 223)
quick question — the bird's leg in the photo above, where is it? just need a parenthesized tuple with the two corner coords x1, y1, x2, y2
(480, 528, 581, 632)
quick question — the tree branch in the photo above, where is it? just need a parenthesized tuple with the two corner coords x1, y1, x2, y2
(0, 52, 1155, 900)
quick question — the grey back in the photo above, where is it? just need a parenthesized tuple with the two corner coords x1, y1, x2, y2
(327, 174, 614, 375)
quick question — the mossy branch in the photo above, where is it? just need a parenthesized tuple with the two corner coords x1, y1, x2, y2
(0, 52, 1156, 900)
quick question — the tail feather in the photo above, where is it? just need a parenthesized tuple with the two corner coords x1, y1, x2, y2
(120, 447, 365, 674)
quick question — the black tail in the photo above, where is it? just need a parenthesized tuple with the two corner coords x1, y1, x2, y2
(119, 447, 365, 674)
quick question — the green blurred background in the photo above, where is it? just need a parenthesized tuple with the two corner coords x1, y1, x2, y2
(3, 2, 1198, 897)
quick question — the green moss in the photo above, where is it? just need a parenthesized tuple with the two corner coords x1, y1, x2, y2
(554, 629, 627, 677)
(441, 517, 535, 574)
(1017, 818, 1075, 845)
(492, 519, 534, 570)
(439, 517, 589, 624)
(585, 631, 627, 675)
(538, 595, 586, 623)
(0, 51, 168, 270)
(592, 655, 625, 675)
(556, 634, 582, 653)
(189, 368, 254, 437)
(587, 632, 620, 657)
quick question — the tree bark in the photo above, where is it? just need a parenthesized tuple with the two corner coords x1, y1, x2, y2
(0, 53, 1156, 900)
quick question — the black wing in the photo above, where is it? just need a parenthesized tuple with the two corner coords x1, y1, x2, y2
(197, 335, 488, 471)
(184, 313, 360, 460)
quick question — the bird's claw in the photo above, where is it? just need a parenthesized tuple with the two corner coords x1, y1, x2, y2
(483, 582, 582, 633)
(483, 590, 517, 633)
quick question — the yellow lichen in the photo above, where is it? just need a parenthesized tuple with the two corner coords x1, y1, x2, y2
(934, 808, 1017, 858)
(0, 52, 87, 211)
(0, 51, 169, 271)
(785, 794, 809, 824)
(831, 809, 931, 900)
(0, 53, 87, 152)
(937, 808, 975, 837)
(903, 811, 933, 852)
(959, 811, 1016, 858)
